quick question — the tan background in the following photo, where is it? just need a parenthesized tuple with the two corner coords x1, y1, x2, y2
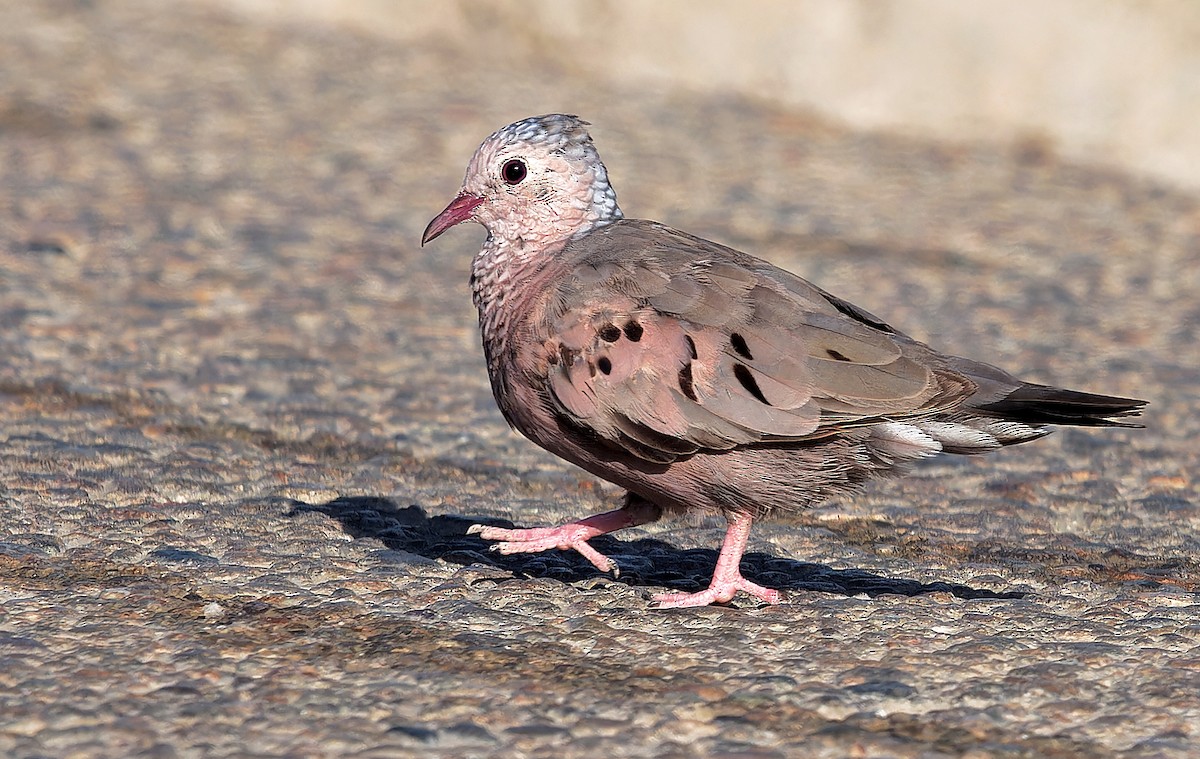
(219, 0, 1200, 188)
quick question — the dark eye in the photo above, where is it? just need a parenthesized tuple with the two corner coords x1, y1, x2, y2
(502, 159, 527, 185)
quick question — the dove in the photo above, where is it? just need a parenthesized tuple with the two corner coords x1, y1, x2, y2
(421, 114, 1146, 609)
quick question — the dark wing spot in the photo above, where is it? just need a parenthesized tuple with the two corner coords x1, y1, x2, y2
(623, 321, 644, 342)
(559, 345, 577, 367)
(827, 295, 896, 334)
(826, 348, 850, 361)
(599, 323, 621, 342)
(678, 362, 698, 401)
(684, 334, 698, 360)
(730, 332, 753, 360)
(733, 363, 771, 405)
(597, 356, 613, 375)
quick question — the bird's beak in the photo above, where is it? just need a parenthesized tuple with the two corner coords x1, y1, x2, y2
(421, 192, 484, 246)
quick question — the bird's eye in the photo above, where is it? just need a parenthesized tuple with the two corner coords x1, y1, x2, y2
(502, 159, 527, 185)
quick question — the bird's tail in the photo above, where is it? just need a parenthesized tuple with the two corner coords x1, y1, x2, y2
(972, 383, 1147, 428)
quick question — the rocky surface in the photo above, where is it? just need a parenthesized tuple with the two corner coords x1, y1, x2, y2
(0, 2, 1197, 757)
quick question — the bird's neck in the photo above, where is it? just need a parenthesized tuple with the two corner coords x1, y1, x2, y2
(471, 209, 622, 366)
(470, 215, 615, 320)
(468, 235, 566, 410)
(471, 235, 561, 344)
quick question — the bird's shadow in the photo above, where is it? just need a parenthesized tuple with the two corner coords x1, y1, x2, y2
(289, 496, 1024, 602)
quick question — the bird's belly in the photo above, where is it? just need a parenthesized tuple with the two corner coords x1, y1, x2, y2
(506, 393, 880, 519)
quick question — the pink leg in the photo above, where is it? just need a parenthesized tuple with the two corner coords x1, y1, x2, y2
(652, 512, 783, 608)
(468, 498, 660, 577)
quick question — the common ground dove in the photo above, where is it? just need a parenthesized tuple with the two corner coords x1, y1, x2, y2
(422, 114, 1146, 609)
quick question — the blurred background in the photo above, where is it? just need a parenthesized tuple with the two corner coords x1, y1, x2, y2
(220, 0, 1200, 189)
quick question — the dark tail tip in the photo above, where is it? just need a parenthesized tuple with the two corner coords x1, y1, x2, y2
(974, 383, 1148, 428)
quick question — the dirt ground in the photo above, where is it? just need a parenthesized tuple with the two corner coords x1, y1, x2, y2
(1, 2, 1197, 757)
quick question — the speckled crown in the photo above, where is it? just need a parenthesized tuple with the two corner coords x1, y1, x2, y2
(489, 114, 594, 151)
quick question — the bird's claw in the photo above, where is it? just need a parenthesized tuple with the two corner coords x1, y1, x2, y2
(467, 521, 620, 576)
(652, 576, 784, 609)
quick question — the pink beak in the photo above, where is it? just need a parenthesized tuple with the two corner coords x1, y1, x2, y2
(421, 192, 484, 246)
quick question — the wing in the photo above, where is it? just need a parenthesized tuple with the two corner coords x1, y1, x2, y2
(529, 220, 975, 463)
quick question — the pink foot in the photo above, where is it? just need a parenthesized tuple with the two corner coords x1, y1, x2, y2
(469, 521, 619, 574)
(468, 502, 656, 577)
(653, 576, 783, 608)
(651, 512, 784, 608)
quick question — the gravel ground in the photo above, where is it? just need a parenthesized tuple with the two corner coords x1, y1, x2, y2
(1, 2, 1198, 757)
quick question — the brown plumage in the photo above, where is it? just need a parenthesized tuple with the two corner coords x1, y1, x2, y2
(422, 114, 1146, 608)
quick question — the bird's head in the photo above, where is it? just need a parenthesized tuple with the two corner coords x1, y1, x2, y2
(422, 114, 623, 250)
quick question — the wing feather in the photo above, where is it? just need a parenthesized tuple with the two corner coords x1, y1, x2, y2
(530, 220, 975, 462)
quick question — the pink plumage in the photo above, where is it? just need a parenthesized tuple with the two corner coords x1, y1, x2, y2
(423, 114, 1146, 608)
